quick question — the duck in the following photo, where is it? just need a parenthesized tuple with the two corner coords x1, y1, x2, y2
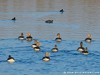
(77, 42, 85, 52)
(7, 55, 15, 63)
(60, 9, 64, 14)
(52, 45, 58, 52)
(33, 42, 41, 52)
(55, 33, 62, 42)
(34, 46, 40, 52)
(85, 34, 92, 43)
(18, 33, 25, 40)
(11, 17, 16, 21)
(81, 47, 88, 55)
(42, 52, 50, 62)
(26, 32, 33, 41)
(45, 20, 53, 23)
(32, 40, 38, 48)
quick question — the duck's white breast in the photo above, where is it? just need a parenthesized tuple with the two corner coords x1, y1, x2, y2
(32, 44, 37, 48)
(52, 49, 58, 52)
(78, 48, 84, 52)
(43, 58, 50, 62)
(8, 59, 15, 63)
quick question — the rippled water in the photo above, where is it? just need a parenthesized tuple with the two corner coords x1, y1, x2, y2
(0, 39, 100, 75)
(0, 0, 100, 75)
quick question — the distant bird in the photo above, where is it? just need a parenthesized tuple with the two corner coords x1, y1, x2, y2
(60, 9, 64, 14)
(45, 20, 53, 23)
(55, 33, 62, 42)
(7, 55, 15, 63)
(51, 45, 58, 52)
(34, 46, 40, 52)
(31, 40, 41, 52)
(32, 40, 38, 48)
(33, 42, 41, 52)
(26, 32, 33, 41)
(85, 34, 92, 43)
(42, 52, 50, 62)
(18, 33, 25, 40)
(11, 17, 16, 21)
(81, 47, 88, 55)
(77, 42, 85, 52)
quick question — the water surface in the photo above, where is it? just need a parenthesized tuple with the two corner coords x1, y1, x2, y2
(0, 0, 100, 75)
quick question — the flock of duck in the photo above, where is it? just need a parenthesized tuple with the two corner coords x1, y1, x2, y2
(7, 32, 62, 63)
(77, 34, 92, 55)
(7, 9, 92, 64)
(7, 32, 92, 64)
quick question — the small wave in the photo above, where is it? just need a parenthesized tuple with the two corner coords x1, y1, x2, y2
(0, 60, 7, 63)
(89, 51, 100, 57)
(0, 38, 17, 41)
(17, 59, 34, 64)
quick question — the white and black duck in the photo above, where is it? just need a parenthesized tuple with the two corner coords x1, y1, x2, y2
(26, 32, 33, 41)
(55, 33, 62, 42)
(85, 34, 92, 43)
(51, 45, 58, 52)
(7, 55, 15, 63)
(42, 52, 50, 62)
(18, 33, 25, 40)
(77, 42, 85, 52)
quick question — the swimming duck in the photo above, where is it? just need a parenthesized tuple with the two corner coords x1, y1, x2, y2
(33, 42, 41, 52)
(32, 40, 38, 48)
(55, 33, 62, 42)
(26, 32, 33, 41)
(7, 55, 15, 63)
(45, 20, 53, 23)
(18, 33, 25, 40)
(12, 17, 16, 21)
(34, 46, 40, 52)
(85, 34, 92, 43)
(81, 47, 88, 55)
(42, 52, 50, 62)
(60, 9, 64, 14)
(77, 42, 85, 52)
(32, 40, 41, 48)
(52, 45, 58, 52)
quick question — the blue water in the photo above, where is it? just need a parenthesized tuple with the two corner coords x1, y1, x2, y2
(0, 0, 100, 75)
(0, 11, 100, 75)
(0, 38, 100, 75)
